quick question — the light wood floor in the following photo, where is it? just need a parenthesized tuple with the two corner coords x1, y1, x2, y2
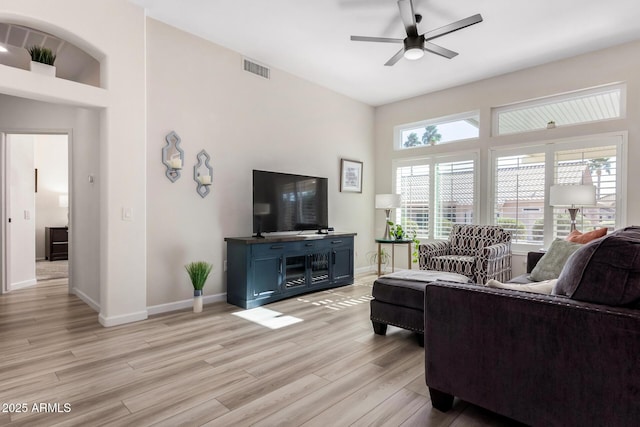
(0, 274, 521, 426)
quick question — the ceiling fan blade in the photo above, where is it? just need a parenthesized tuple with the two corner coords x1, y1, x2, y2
(423, 41, 458, 59)
(384, 48, 405, 66)
(422, 13, 483, 42)
(350, 35, 404, 43)
(397, 0, 418, 37)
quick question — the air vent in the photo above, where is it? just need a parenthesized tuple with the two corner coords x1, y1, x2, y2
(243, 58, 270, 80)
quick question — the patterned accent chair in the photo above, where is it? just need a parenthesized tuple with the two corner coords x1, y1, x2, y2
(419, 224, 512, 284)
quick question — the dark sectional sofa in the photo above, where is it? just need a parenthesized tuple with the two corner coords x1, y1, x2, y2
(425, 226, 640, 426)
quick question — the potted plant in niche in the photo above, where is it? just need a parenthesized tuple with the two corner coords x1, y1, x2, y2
(27, 45, 57, 77)
(185, 261, 213, 313)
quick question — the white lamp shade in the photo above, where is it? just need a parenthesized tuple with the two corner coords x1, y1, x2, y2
(549, 185, 596, 207)
(375, 194, 401, 209)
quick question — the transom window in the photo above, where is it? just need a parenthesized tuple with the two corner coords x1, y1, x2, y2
(395, 111, 479, 150)
(493, 83, 625, 136)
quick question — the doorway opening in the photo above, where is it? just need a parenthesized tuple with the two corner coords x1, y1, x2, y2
(2, 132, 69, 293)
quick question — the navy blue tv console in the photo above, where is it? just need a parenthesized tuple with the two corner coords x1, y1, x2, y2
(225, 232, 356, 309)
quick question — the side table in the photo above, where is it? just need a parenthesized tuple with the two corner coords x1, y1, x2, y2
(375, 238, 413, 277)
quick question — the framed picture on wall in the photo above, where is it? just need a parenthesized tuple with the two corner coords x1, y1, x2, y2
(340, 159, 363, 193)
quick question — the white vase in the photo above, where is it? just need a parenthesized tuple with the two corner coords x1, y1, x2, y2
(193, 290, 203, 313)
(30, 61, 56, 77)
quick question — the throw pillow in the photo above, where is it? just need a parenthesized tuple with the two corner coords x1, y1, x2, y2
(530, 238, 583, 281)
(565, 228, 607, 244)
(553, 226, 640, 308)
(485, 279, 556, 295)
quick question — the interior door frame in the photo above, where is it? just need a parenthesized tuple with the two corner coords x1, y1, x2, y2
(0, 131, 6, 294)
(0, 129, 72, 295)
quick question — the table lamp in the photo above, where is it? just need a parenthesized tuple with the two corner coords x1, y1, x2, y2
(375, 194, 401, 240)
(549, 184, 596, 232)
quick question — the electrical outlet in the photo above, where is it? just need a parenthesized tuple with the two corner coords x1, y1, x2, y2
(24, 210, 30, 220)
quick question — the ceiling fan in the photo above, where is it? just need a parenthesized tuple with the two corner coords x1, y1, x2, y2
(350, 0, 483, 66)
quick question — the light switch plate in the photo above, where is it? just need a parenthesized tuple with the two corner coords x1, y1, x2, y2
(122, 207, 133, 221)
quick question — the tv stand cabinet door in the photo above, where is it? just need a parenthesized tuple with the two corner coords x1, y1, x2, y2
(250, 254, 282, 302)
(331, 240, 354, 283)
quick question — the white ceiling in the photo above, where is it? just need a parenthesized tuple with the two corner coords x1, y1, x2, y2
(130, 0, 640, 106)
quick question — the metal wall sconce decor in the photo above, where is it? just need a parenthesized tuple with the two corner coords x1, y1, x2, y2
(194, 149, 213, 198)
(162, 131, 185, 182)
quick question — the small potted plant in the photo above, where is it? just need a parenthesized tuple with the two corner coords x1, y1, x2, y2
(388, 221, 421, 264)
(27, 45, 57, 77)
(185, 261, 213, 313)
(368, 247, 391, 273)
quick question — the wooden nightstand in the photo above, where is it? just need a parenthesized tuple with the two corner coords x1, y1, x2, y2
(45, 227, 68, 261)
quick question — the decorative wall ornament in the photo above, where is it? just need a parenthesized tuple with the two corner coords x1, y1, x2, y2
(162, 131, 185, 182)
(194, 149, 213, 198)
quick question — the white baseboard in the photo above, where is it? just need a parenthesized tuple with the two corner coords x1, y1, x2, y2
(355, 266, 373, 275)
(71, 288, 100, 312)
(147, 292, 227, 316)
(10, 278, 37, 291)
(356, 266, 412, 276)
(99, 310, 148, 327)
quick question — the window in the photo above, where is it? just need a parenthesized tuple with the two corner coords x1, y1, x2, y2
(395, 111, 479, 150)
(553, 146, 618, 237)
(394, 154, 477, 239)
(491, 134, 625, 247)
(434, 160, 475, 237)
(493, 83, 625, 136)
(493, 151, 546, 243)
(395, 163, 430, 237)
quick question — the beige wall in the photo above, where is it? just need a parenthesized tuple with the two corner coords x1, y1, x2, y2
(145, 19, 375, 308)
(375, 40, 640, 276)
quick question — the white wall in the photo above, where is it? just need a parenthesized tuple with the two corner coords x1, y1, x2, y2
(374, 40, 640, 277)
(145, 19, 375, 307)
(34, 134, 68, 260)
(6, 134, 36, 289)
(0, 94, 100, 305)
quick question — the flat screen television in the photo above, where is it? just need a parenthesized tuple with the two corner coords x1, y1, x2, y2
(253, 170, 328, 237)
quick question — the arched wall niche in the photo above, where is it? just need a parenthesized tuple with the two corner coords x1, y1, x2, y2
(0, 13, 104, 88)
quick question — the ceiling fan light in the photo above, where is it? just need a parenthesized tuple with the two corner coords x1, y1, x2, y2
(404, 47, 424, 60)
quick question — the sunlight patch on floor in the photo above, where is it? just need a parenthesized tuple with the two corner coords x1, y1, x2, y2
(232, 307, 303, 329)
(296, 293, 373, 311)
